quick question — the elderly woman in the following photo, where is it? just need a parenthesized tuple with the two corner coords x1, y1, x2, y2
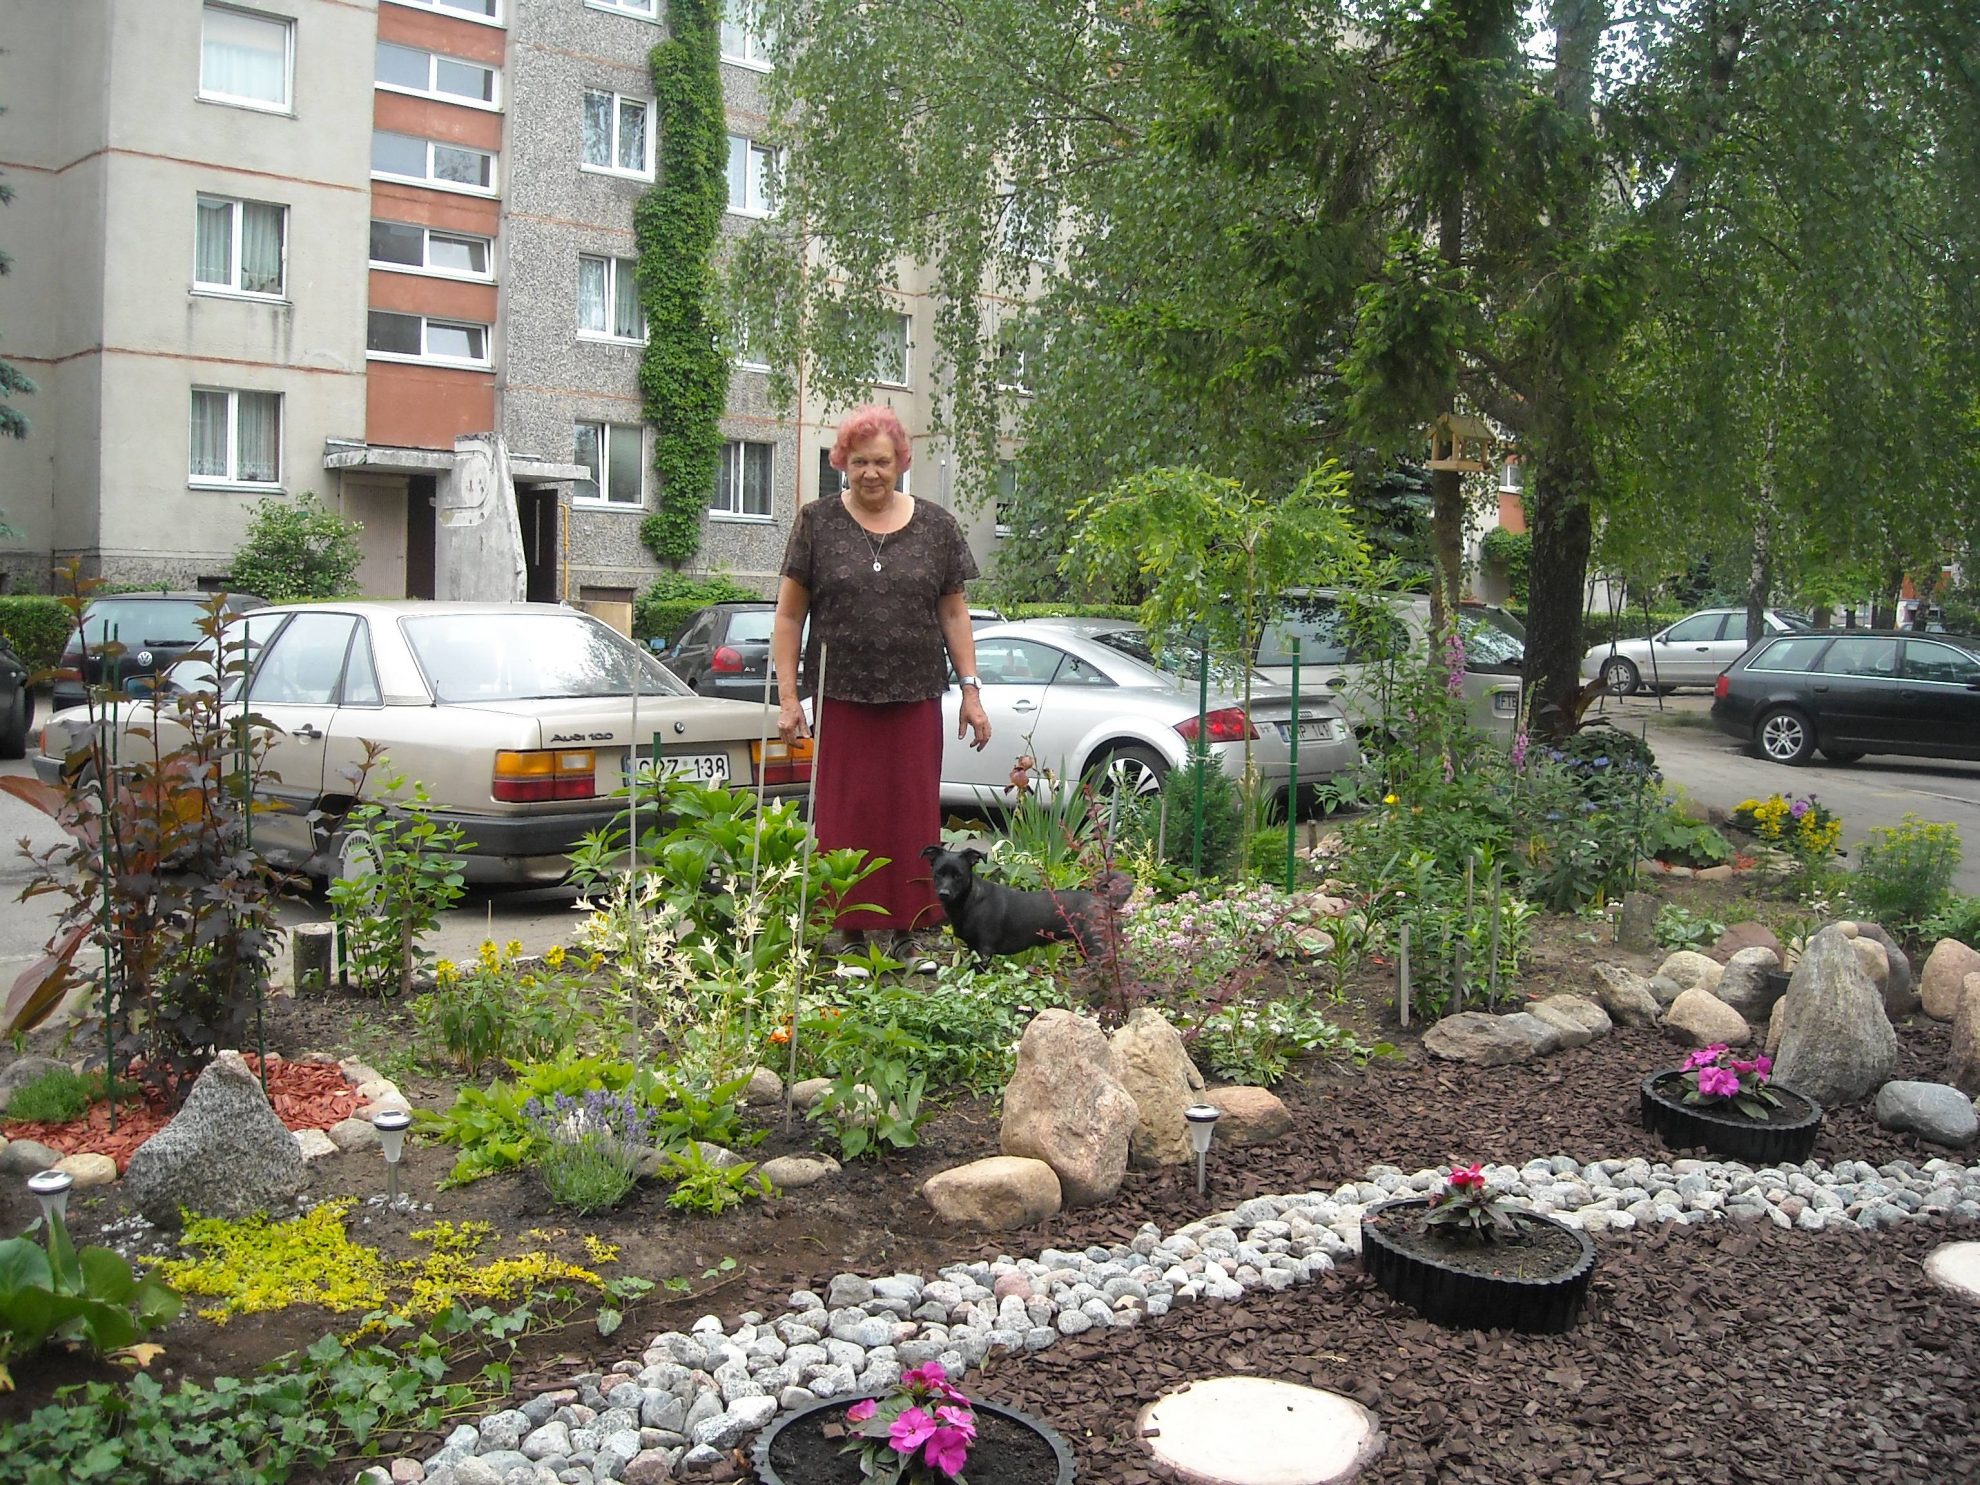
(773, 405, 991, 950)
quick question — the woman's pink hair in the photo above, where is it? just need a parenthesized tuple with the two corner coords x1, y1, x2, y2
(829, 404, 912, 473)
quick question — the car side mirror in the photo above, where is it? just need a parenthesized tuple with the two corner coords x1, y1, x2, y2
(648, 637, 670, 656)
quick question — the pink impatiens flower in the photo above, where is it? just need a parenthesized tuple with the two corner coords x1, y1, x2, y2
(1449, 1162, 1486, 1190)
(889, 1407, 936, 1455)
(935, 1404, 977, 1442)
(1696, 1065, 1741, 1099)
(1684, 1044, 1728, 1072)
(923, 1423, 973, 1478)
(1754, 1053, 1773, 1078)
(845, 1399, 877, 1424)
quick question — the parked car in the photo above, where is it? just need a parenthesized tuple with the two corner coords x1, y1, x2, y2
(52, 590, 267, 711)
(1581, 607, 1809, 695)
(936, 617, 1358, 812)
(1252, 590, 1525, 744)
(0, 637, 31, 759)
(1710, 628, 1980, 765)
(664, 601, 1011, 702)
(33, 602, 809, 884)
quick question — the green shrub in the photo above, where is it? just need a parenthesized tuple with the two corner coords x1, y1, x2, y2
(1919, 894, 1980, 945)
(1159, 746, 1242, 878)
(2, 1066, 100, 1124)
(1852, 815, 1962, 932)
(631, 571, 759, 644)
(1655, 904, 1725, 952)
(1580, 605, 1690, 650)
(0, 594, 72, 670)
(227, 493, 363, 603)
(1480, 527, 1530, 603)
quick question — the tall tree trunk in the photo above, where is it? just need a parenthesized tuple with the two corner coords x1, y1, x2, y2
(1872, 563, 1904, 629)
(1429, 190, 1466, 635)
(1525, 431, 1596, 739)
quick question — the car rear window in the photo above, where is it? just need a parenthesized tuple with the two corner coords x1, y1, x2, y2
(80, 598, 210, 646)
(725, 611, 775, 643)
(1260, 604, 1351, 665)
(403, 612, 690, 702)
(1458, 618, 1524, 668)
(1748, 636, 1829, 673)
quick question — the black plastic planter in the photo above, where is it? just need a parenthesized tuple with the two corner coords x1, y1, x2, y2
(752, 1393, 1076, 1485)
(1360, 1198, 1596, 1334)
(1640, 1071, 1823, 1164)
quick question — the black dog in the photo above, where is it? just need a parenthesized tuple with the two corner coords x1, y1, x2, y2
(920, 845, 1127, 969)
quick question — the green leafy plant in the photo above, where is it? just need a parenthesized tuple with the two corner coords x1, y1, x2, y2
(1194, 992, 1386, 1084)
(631, 570, 759, 645)
(1420, 1163, 1519, 1243)
(1851, 815, 1963, 933)
(1644, 808, 1731, 868)
(2, 1065, 103, 1124)
(1919, 894, 1980, 946)
(660, 1141, 775, 1214)
(1158, 745, 1244, 879)
(226, 493, 363, 604)
(412, 940, 606, 1077)
(807, 1032, 929, 1162)
(0, 1208, 183, 1392)
(326, 748, 469, 1000)
(525, 1089, 661, 1216)
(1479, 526, 1531, 603)
(1655, 904, 1726, 953)
(0, 593, 72, 671)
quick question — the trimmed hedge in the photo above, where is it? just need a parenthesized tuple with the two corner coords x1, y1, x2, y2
(1006, 603, 1140, 621)
(632, 572, 760, 644)
(0, 595, 72, 671)
(1580, 606, 1690, 649)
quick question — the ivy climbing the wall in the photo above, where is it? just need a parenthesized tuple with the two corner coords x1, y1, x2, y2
(636, 0, 730, 567)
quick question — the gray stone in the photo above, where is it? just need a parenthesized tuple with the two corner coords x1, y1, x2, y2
(999, 1009, 1137, 1206)
(1616, 890, 1659, 951)
(1852, 923, 1916, 1016)
(327, 1115, 382, 1152)
(1590, 963, 1662, 1028)
(1714, 946, 1783, 1023)
(1950, 973, 1980, 1096)
(1108, 1007, 1204, 1168)
(679, 1446, 724, 1470)
(1525, 994, 1612, 1048)
(0, 1138, 63, 1174)
(480, 1410, 530, 1451)
(824, 1273, 873, 1308)
(639, 1394, 686, 1433)
(1663, 987, 1752, 1047)
(1421, 1010, 1561, 1064)
(922, 1155, 1062, 1230)
(1873, 1082, 1977, 1147)
(743, 1066, 783, 1106)
(1201, 1086, 1293, 1145)
(622, 1451, 674, 1485)
(1773, 926, 1900, 1106)
(1712, 922, 1784, 963)
(759, 1154, 839, 1189)
(597, 1428, 642, 1480)
(1921, 939, 1980, 1021)
(122, 1050, 306, 1226)
(1656, 950, 1724, 995)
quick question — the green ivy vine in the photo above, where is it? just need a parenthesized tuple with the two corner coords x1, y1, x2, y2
(635, 0, 730, 567)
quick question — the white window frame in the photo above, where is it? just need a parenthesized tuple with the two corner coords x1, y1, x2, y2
(188, 388, 283, 490)
(721, 1, 774, 68)
(383, 0, 503, 25)
(581, 91, 656, 180)
(994, 461, 1018, 537)
(192, 195, 287, 300)
(577, 254, 646, 343)
(374, 41, 500, 110)
(711, 440, 775, 520)
(587, 0, 659, 18)
(368, 220, 494, 282)
(726, 134, 779, 216)
(371, 131, 499, 196)
(733, 322, 770, 373)
(199, 4, 294, 113)
(366, 311, 492, 367)
(993, 325, 1032, 395)
(574, 421, 645, 508)
(872, 311, 911, 389)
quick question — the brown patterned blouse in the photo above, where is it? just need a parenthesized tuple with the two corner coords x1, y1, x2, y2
(780, 495, 979, 704)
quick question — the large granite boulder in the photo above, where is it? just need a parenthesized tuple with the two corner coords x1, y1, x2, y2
(123, 1050, 306, 1227)
(1590, 963, 1662, 1028)
(999, 1010, 1137, 1206)
(1525, 994, 1612, 1049)
(1662, 988, 1751, 1048)
(921, 1156, 1062, 1229)
(1921, 939, 1980, 1021)
(1422, 1011, 1561, 1065)
(1848, 923, 1915, 1016)
(1713, 946, 1784, 1024)
(1948, 972, 1980, 1098)
(1656, 951, 1724, 995)
(1771, 926, 1900, 1107)
(1108, 1007, 1204, 1168)
(1873, 1081, 1978, 1147)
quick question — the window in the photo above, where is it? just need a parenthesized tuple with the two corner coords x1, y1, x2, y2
(972, 639, 1066, 687)
(200, 4, 292, 111)
(387, 0, 500, 18)
(994, 461, 1018, 537)
(733, 318, 769, 371)
(249, 613, 359, 706)
(1749, 636, 1828, 673)
(575, 421, 643, 505)
(372, 131, 497, 192)
(872, 312, 910, 387)
(582, 92, 653, 177)
(577, 255, 645, 341)
(590, 0, 658, 14)
(712, 441, 773, 518)
(1663, 612, 1725, 643)
(1816, 636, 1900, 677)
(369, 220, 492, 278)
(726, 135, 777, 214)
(189, 388, 281, 486)
(1900, 640, 1980, 685)
(194, 196, 285, 296)
(721, 0, 773, 65)
(366, 311, 490, 365)
(994, 325, 1031, 393)
(375, 42, 498, 106)
(817, 448, 843, 497)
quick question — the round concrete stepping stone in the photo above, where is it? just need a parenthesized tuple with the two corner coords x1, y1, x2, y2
(1923, 1241, 1980, 1303)
(1137, 1376, 1383, 1485)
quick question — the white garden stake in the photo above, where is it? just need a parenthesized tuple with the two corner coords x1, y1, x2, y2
(782, 642, 828, 1123)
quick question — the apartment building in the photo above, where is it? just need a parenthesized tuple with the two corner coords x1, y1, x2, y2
(0, 0, 1004, 610)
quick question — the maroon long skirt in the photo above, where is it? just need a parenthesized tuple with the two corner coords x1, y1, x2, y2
(812, 695, 944, 932)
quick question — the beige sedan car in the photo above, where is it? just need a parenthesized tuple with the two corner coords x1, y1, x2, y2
(32, 601, 810, 884)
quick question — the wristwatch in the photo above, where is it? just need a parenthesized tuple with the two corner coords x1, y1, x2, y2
(959, 675, 981, 689)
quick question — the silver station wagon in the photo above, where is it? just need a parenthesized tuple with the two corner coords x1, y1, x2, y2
(32, 602, 810, 884)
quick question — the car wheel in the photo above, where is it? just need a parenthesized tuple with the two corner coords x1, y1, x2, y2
(1756, 707, 1816, 765)
(335, 826, 382, 883)
(1820, 747, 1864, 765)
(1087, 744, 1169, 800)
(0, 686, 27, 760)
(1599, 658, 1640, 695)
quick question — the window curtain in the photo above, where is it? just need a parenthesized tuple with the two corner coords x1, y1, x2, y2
(194, 199, 232, 286)
(606, 425, 642, 504)
(742, 444, 771, 516)
(189, 390, 228, 478)
(236, 393, 279, 483)
(727, 136, 747, 208)
(202, 9, 285, 103)
(617, 100, 648, 172)
(574, 423, 603, 502)
(240, 203, 282, 294)
(582, 93, 611, 167)
(577, 258, 607, 333)
(612, 261, 643, 340)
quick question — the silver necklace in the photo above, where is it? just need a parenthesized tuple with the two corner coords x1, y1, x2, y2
(856, 498, 896, 572)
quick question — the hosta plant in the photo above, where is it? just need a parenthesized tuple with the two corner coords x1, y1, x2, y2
(0, 1209, 183, 1391)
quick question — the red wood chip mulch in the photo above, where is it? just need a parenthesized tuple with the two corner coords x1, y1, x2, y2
(0, 1055, 360, 1174)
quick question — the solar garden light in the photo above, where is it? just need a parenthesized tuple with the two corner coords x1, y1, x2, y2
(1184, 1103, 1223, 1198)
(28, 1168, 74, 1228)
(373, 1109, 412, 1204)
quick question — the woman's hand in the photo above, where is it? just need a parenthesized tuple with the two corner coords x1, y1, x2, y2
(777, 697, 810, 742)
(958, 689, 991, 751)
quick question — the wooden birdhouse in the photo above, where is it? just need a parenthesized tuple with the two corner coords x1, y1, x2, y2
(1427, 412, 1494, 473)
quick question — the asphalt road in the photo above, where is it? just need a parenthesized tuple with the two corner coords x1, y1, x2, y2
(3, 691, 1976, 1005)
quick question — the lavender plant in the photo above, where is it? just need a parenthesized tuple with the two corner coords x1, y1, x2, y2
(523, 1090, 660, 1215)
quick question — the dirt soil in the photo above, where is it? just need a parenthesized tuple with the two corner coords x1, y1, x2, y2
(3, 875, 1975, 1483)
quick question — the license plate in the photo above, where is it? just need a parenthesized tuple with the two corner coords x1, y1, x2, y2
(1283, 719, 1336, 742)
(658, 752, 730, 782)
(1492, 691, 1520, 714)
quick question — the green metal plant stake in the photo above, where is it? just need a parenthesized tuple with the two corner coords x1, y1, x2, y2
(1192, 627, 1209, 877)
(1284, 638, 1300, 893)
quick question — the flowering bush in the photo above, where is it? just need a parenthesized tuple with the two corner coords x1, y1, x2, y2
(841, 1361, 976, 1483)
(523, 1089, 660, 1214)
(1675, 1043, 1783, 1121)
(1732, 793, 1842, 859)
(1421, 1162, 1520, 1242)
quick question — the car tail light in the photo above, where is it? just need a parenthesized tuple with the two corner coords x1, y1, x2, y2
(1174, 707, 1256, 744)
(1714, 674, 1731, 699)
(710, 645, 745, 674)
(752, 736, 814, 786)
(493, 748, 597, 802)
